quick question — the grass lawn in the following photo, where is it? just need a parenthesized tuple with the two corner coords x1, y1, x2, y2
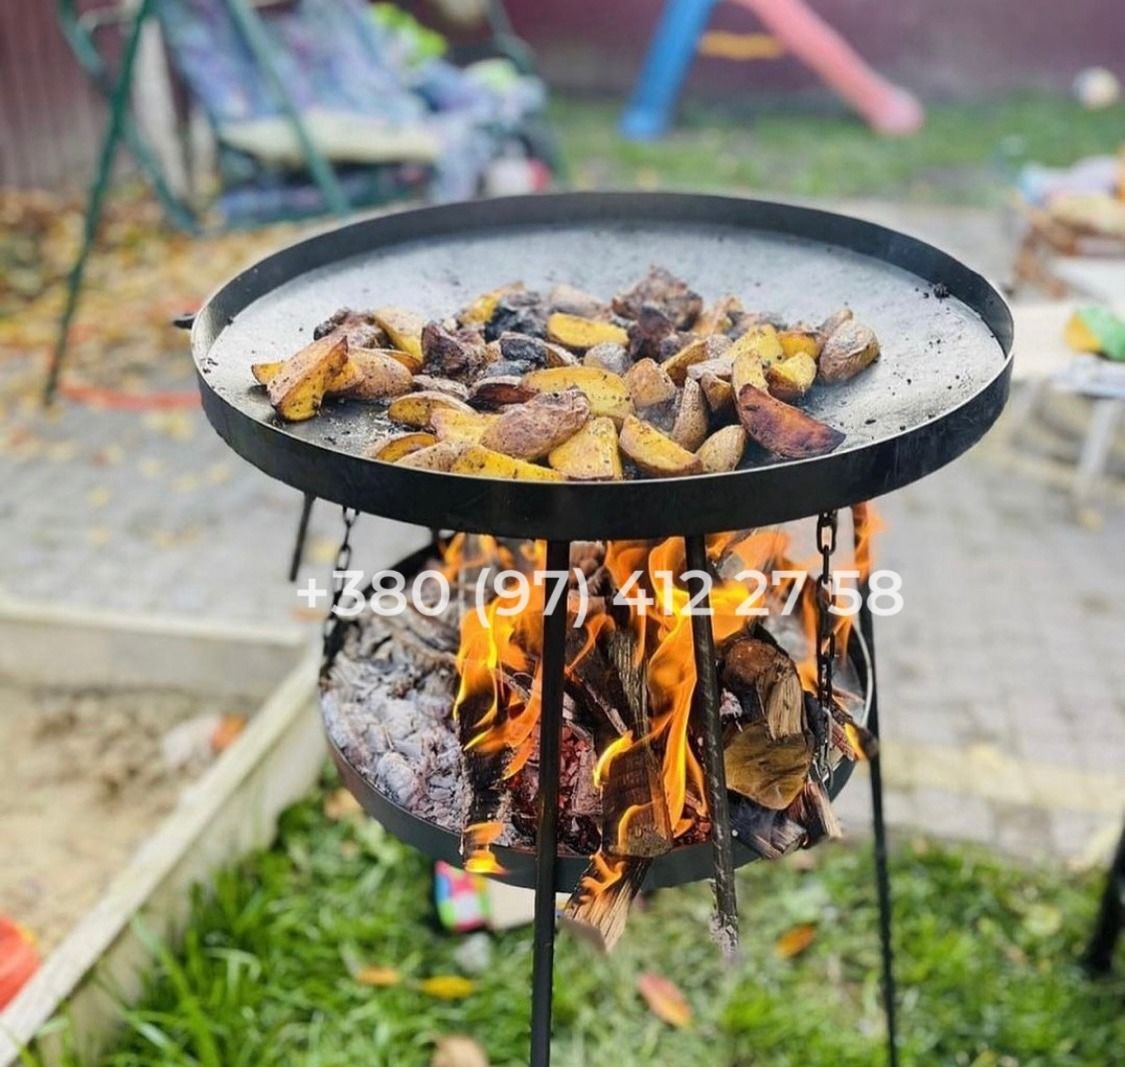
(45, 775, 1123, 1067)
(553, 92, 1125, 205)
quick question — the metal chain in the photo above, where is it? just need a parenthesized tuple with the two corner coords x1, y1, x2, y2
(814, 510, 838, 785)
(322, 507, 359, 659)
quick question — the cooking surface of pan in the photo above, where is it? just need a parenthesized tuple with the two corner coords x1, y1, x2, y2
(194, 193, 1012, 538)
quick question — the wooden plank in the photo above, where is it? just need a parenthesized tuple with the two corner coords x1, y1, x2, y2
(0, 595, 304, 699)
(0, 645, 324, 1067)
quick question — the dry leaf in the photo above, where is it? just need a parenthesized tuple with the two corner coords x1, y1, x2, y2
(636, 972, 692, 1028)
(210, 714, 246, 753)
(774, 922, 817, 959)
(355, 965, 400, 987)
(419, 975, 476, 999)
(323, 787, 363, 821)
(432, 1035, 489, 1067)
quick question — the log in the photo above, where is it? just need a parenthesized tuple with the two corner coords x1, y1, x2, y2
(562, 854, 652, 952)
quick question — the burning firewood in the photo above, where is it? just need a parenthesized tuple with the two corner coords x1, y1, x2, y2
(562, 854, 652, 953)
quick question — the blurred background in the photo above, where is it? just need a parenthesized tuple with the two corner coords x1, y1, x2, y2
(1, 2, 1123, 1065)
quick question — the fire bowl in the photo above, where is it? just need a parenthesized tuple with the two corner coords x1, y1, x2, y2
(322, 544, 872, 893)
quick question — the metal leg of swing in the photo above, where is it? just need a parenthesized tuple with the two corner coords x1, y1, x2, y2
(859, 595, 900, 1067)
(529, 539, 570, 1067)
(288, 493, 317, 582)
(44, 0, 156, 406)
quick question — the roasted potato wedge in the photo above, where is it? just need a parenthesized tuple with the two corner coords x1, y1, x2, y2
(265, 335, 348, 422)
(460, 282, 524, 325)
(479, 388, 590, 460)
(549, 283, 608, 319)
(387, 390, 475, 429)
(624, 357, 677, 410)
(686, 356, 733, 383)
(373, 308, 424, 370)
(397, 440, 473, 471)
(431, 407, 499, 445)
(778, 325, 822, 360)
(693, 294, 742, 336)
(410, 374, 469, 400)
(523, 366, 633, 425)
(253, 352, 362, 397)
(583, 342, 631, 377)
(731, 346, 768, 396)
(547, 416, 623, 481)
(818, 321, 880, 383)
(349, 349, 415, 400)
(546, 312, 628, 351)
(729, 323, 784, 368)
(619, 414, 703, 477)
(696, 425, 747, 473)
(366, 431, 438, 462)
(468, 375, 537, 409)
(450, 445, 565, 481)
(660, 336, 709, 386)
(736, 384, 846, 458)
(671, 378, 709, 451)
(765, 353, 818, 402)
(818, 307, 853, 341)
(698, 371, 734, 417)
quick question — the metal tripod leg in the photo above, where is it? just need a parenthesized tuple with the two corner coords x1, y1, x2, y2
(44, 0, 156, 406)
(1082, 818, 1125, 975)
(530, 540, 571, 1067)
(858, 592, 899, 1067)
(288, 493, 317, 582)
(684, 534, 739, 955)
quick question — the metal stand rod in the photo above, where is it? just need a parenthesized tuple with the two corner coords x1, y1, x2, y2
(44, 0, 156, 406)
(1082, 818, 1125, 975)
(858, 589, 899, 1067)
(288, 493, 316, 581)
(684, 535, 740, 955)
(530, 539, 571, 1067)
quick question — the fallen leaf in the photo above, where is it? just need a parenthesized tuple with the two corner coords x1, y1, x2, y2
(432, 1035, 488, 1067)
(209, 714, 246, 753)
(323, 787, 363, 821)
(355, 965, 400, 987)
(636, 972, 692, 1028)
(419, 975, 476, 999)
(774, 922, 817, 959)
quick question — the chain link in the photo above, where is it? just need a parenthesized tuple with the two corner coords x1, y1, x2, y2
(815, 510, 838, 785)
(322, 507, 359, 660)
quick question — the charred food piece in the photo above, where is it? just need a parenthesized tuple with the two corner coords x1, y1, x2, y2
(484, 289, 549, 341)
(613, 266, 703, 329)
(421, 322, 488, 381)
(313, 307, 388, 349)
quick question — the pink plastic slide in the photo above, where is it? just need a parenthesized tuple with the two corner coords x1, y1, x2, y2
(733, 0, 925, 134)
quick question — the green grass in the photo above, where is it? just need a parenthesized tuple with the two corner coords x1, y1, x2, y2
(37, 775, 1123, 1067)
(553, 92, 1125, 205)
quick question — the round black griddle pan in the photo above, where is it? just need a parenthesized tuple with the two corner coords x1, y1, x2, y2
(192, 192, 1012, 541)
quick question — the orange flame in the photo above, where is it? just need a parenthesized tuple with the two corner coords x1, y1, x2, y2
(442, 509, 880, 876)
